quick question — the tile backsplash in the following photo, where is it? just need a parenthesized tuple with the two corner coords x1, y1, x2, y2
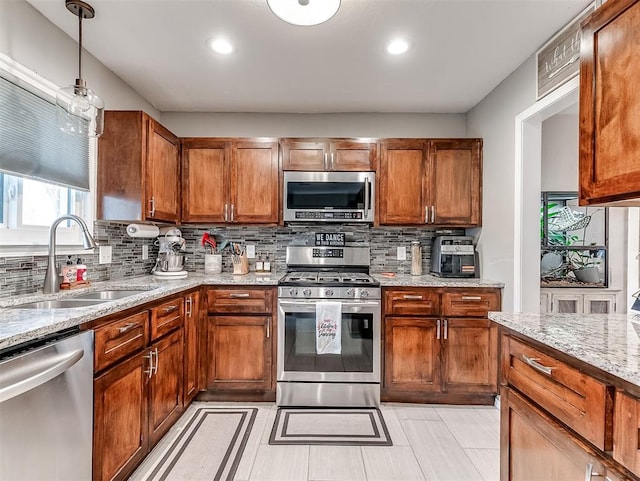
(0, 221, 463, 299)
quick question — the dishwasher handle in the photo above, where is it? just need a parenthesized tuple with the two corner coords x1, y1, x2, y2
(0, 349, 84, 403)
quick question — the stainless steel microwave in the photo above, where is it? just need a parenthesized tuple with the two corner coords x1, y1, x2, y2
(283, 171, 375, 223)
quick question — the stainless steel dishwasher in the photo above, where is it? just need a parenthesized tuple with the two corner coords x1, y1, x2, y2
(0, 328, 93, 480)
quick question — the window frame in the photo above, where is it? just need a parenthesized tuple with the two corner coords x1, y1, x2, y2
(0, 53, 97, 257)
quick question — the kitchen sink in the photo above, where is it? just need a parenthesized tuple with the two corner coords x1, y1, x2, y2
(71, 289, 152, 300)
(13, 299, 110, 309)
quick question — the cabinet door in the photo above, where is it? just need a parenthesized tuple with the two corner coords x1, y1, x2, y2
(613, 391, 640, 476)
(379, 139, 428, 224)
(184, 291, 200, 404)
(206, 315, 272, 390)
(281, 139, 330, 170)
(428, 139, 481, 226)
(330, 140, 377, 171)
(442, 318, 497, 394)
(502, 388, 608, 481)
(148, 329, 184, 446)
(94, 352, 148, 481)
(384, 317, 441, 393)
(230, 140, 279, 223)
(551, 294, 584, 314)
(145, 118, 180, 222)
(583, 294, 616, 314)
(181, 139, 229, 223)
(580, 0, 640, 206)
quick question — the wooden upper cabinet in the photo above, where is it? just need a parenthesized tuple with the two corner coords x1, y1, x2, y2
(428, 139, 481, 226)
(181, 138, 279, 224)
(379, 139, 482, 226)
(580, 0, 640, 206)
(181, 139, 229, 223)
(97, 111, 180, 223)
(379, 139, 428, 224)
(281, 138, 376, 171)
(231, 139, 279, 223)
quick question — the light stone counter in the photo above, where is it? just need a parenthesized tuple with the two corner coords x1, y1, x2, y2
(374, 273, 504, 288)
(0, 272, 283, 351)
(489, 311, 640, 389)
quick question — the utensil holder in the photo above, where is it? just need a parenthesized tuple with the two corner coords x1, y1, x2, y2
(232, 253, 249, 275)
(204, 254, 222, 274)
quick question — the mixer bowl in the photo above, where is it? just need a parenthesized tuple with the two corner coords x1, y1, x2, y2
(158, 253, 184, 272)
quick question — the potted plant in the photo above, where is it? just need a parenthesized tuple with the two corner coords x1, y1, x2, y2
(566, 249, 602, 283)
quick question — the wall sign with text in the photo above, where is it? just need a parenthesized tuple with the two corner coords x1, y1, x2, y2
(536, 2, 596, 100)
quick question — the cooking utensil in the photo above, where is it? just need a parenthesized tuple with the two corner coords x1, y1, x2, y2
(201, 233, 216, 253)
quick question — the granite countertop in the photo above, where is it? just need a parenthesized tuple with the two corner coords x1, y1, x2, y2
(489, 311, 640, 389)
(0, 271, 503, 352)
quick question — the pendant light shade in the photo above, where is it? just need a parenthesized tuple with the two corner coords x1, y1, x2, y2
(56, 0, 104, 137)
(267, 0, 341, 26)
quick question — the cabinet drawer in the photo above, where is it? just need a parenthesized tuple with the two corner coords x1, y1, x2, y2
(614, 391, 640, 476)
(207, 288, 273, 314)
(384, 289, 439, 316)
(150, 297, 184, 341)
(94, 311, 149, 372)
(441, 290, 500, 317)
(502, 335, 611, 450)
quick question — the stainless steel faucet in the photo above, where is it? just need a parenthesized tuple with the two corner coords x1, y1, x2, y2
(43, 215, 98, 293)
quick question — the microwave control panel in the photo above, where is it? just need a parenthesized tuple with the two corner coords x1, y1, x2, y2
(295, 211, 363, 220)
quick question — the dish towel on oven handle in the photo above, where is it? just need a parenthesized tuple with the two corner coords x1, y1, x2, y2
(316, 301, 342, 355)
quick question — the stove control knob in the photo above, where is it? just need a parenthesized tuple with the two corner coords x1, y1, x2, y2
(325, 288, 334, 297)
(360, 289, 370, 298)
(302, 288, 312, 297)
(346, 288, 356, 297)
(288, 288, 298, 297)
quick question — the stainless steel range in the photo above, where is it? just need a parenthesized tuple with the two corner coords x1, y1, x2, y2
(277, 246, 381, 407)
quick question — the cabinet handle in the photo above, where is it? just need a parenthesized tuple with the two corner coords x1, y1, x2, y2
(144, 350, 154, 378)
(231, 203, 235, 222)
(162, 305, 179, 314)
(185, 297, 192, 317)
(584, 463, 604, 481)
(364, 177, 370, 219)
(403, 295, 423, 300)
(105, 333, 142, 355)
(229, 293, 250, 298)
(330, 152, 335, 170)
(266, 317, 271, 338)
(224, 203, 229, 222)
(431, 205, 435, 224)
(149, 197, 156, 217)
(425, 206, 429, 223)
(443, 319, 448, 340)
(461, 296, 482, 301)
(324, 153, 329, 170)
(436, 319, 441, 340)
(152, 347, 158, 375)
(521, 355, 554, 376)
(118, 322, 139, 334)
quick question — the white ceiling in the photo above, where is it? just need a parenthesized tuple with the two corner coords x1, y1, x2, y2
(26, 0, 592, 114)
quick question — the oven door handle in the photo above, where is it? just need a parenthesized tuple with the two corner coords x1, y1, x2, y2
(278, 300, 380, 311)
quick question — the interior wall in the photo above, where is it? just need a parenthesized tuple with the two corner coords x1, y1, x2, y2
(541, 113, 579, 191)
(466, 55, 538, 312)
(0, 0, 159, 117)
(160, 112, 466, 138)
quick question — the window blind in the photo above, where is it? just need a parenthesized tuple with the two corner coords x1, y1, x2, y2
(0, 75, 90, 191)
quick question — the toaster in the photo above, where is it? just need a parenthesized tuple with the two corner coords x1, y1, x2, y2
(431, 236, 478, 278)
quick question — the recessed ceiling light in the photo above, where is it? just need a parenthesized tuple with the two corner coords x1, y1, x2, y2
(386, 39, 410, 55)
(208, 38, 233, 55)
(267, 0, 341, 26)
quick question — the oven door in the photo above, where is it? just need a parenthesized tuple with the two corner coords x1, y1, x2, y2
(277, 299, 380, 383)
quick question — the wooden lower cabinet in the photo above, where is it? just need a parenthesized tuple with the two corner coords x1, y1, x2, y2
(206, 315, 272, 391)
(183, 290, 201, 404)
(502, 387, 628, 481)
(148, 329, 184, 446)
(93, 352, 148, 481)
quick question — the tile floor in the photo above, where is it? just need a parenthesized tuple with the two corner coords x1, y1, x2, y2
(130, 402, 500, 481)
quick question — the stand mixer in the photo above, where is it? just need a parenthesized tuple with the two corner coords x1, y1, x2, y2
(152, 227, 188, 279)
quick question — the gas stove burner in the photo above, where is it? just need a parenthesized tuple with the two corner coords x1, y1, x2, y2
(279, 271, 378, 287)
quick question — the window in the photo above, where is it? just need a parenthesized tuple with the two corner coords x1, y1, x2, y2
(540, 191, 608, 287)
(0, 54, 95, 255)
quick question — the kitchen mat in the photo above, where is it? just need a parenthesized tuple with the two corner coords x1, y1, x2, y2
(269, 407, 392, 446)
(129, 405, 257, 481)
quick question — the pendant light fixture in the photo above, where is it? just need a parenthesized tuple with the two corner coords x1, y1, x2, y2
(267, 0, 341, 26)
(56, 0, 104, 137)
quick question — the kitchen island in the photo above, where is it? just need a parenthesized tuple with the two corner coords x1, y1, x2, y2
(490, 311, 640, 481)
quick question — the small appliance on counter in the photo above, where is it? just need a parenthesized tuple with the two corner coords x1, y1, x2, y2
(431, 235, 478, 278)
(152, 228, 188, 279)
